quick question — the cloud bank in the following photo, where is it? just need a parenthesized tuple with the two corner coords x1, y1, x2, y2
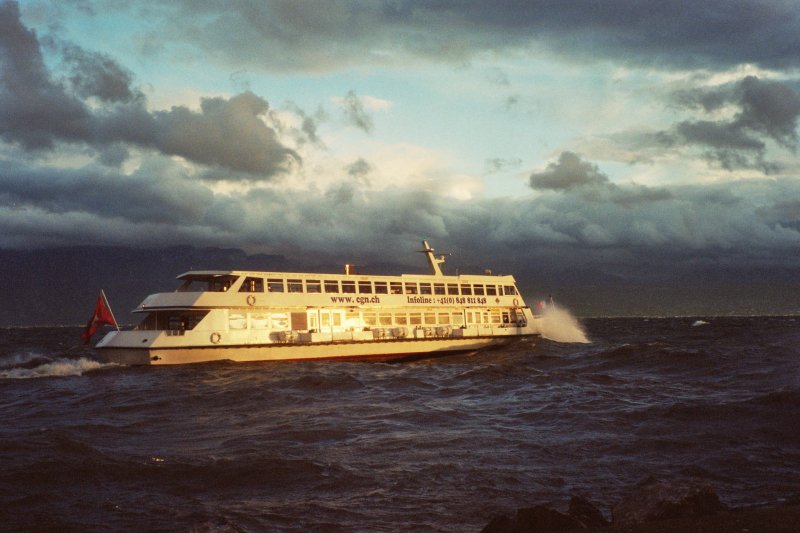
(0, 2, 297, 177)
(91, 0, 800, 72)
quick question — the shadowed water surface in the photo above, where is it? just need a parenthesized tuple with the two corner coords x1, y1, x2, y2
(2, 317, 799, 531)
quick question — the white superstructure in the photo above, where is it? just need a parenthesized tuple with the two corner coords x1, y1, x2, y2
(95, 241, 541, 365)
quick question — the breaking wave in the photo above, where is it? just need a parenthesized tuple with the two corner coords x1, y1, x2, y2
(0, 356, 109, 379)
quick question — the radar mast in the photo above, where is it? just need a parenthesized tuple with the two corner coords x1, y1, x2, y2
(419, 240, 446, 276)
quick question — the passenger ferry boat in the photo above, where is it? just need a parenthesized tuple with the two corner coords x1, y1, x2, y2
(95, 241, 541, 365)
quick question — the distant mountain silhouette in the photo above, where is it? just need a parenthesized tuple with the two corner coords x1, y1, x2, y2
(1, 246, 797, 326)
(0, 246, 291, 326)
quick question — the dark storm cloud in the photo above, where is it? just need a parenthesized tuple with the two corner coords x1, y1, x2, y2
(105, 0, 800, 71)
(0, 1, 91, 149)
(529, 151, 609, 190)
(529, 151, 673, 207)
(672, 77, 800, 150)
(0, 157, 214, 225)
(616, 76, 800, 172)
(61, 43, 137, 103)
(0, 1, 297, 177)
(736, 76, 800, 147)
(148, 92, 299, 176)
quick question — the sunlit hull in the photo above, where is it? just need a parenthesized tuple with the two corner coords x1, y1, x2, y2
(96, 333, 531, 365)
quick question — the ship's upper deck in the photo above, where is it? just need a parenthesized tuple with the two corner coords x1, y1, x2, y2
(173, 269, 519, 297)
(173, 240, 520, 295)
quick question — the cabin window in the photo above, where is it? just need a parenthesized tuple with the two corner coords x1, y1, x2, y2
(433, 283, 445, 295)
(306, 280, 322, 293)
(267, 279, 285, 293)
(239, 277, 264, 293)
(321, 311, 342, 327)
(287, 279, 303, 293)
(503, 312, 511, 324)
(137, 310, 209, 331)
(404, 282, 418, 294)
(167, 316, 183, 331)
(438, 312, 450, 324)
(419, 283, 432, 295)
(424, 312, 436, 325)
(474, 284, 485, 296)
(358, 281, 372, 294)
(379, 313, 392, 325)
(491, 312, 502, 324)
(364, 312, 377, 326)
(461, 284, 472, 295)
(409, 313, 422, 325)
(395, 314, 408, 325)
(504, 285, 517, 296)
(175, 274, 238, 292)
(486, 285, 497, 296)
(374, 281, 388, 294)
(324, 280, 340, 293)
(390, 282, 402, 294)
(447, 284, 459, 295)
(452, 313, 464, 326)
(307, 312, 318, 331)
(209, 276, 238, 292)
(342, 281, 356, 294)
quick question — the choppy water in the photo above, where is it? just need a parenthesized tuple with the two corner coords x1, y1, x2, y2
(2, 316, 799, 531)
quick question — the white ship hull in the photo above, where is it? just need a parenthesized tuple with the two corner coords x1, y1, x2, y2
(96, 334, 529, 365)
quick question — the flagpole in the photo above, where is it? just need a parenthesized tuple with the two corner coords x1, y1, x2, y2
(100, 289, 121, 331)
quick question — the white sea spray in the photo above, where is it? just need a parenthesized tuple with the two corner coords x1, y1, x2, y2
(536, 304, 590, 343)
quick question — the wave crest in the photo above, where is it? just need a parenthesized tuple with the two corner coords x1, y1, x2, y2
(0, 357, 110, 379)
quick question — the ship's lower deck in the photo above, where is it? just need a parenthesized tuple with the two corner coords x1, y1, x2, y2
(96, 334, 536, 365)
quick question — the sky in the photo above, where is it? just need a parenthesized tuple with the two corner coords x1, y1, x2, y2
(1, 1, 799, 314)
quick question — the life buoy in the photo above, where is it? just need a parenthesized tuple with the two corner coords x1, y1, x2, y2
(246, 295, 256, 306)
(513, 298, 519, 306)
(210, 332, 221, 344)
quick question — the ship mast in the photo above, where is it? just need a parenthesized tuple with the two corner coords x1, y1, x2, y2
(419, 240, 446, 276)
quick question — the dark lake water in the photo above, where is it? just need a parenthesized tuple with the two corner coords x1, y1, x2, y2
(2, 316, 799, 531)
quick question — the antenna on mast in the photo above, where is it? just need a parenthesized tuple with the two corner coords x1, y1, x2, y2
(419, 240, 447, 276)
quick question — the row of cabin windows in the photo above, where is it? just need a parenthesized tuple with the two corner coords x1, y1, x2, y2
(362, 310, 516, 326)
(135, 308, 520, 332)
(240, 276, 518, 297)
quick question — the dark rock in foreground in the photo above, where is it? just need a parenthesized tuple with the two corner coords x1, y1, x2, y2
(480, 477, 800, 532)
(569, 495, 610, 529)
(480, 496, 607, 532)
(611, 477, 727, 527)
